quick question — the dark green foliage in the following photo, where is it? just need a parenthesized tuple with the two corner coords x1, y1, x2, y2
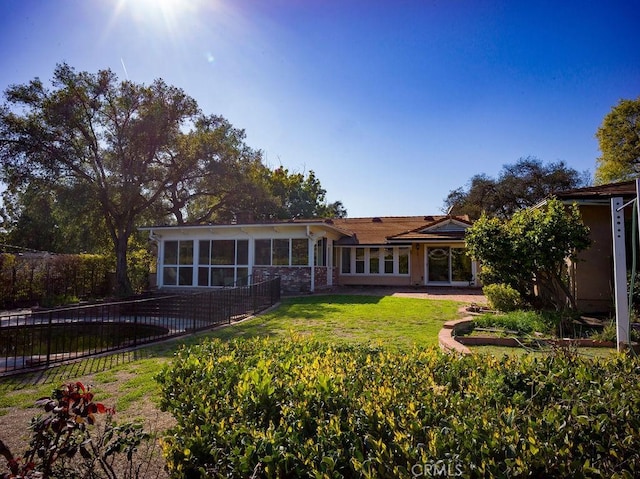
(483, 283, 522, 312)
(0, 253, 112, 309)
(474, 310, 558, 336)
(445, 157, 590, 221)
(158, 337, 640, 478)
(0, 382, 149, 479)
(466, 199, 590, 310)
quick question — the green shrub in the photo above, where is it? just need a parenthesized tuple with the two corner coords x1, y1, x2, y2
(592, 320, 640, 342)
(483, 283, 523, 312)
(474, 310, 557, 335)
(157, 336, 640, 478)
(0, 381, 149, 479)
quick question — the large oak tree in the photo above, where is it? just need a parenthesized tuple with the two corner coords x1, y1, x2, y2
(0, 64, 346, 295)
(0, 64, 203, 294)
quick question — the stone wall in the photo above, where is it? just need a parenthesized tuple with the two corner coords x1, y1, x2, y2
(253, 266, 334, 293)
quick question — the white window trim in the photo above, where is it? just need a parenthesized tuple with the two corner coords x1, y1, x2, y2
(425, 246, 475, 286)
(340, 246, 410, 276)
(253, 238, 311, 267)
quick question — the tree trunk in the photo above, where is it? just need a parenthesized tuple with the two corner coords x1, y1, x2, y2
(114, 234, 133, 297)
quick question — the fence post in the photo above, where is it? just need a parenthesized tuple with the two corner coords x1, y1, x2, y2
(192, 295, 197, 332)
(46, 311, 53, 367)
(133, 301, 138, 348)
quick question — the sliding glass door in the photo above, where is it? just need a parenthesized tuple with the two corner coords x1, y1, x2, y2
(427, 247, 473, 285)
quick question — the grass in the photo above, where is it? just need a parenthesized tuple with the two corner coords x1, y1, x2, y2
(0, 294, 463, 412)
(471, 344, 620, 359)
(471, 309, 558, 336)
(213, 295, 461, 348)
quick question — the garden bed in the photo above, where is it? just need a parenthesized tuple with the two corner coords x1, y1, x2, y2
(451, 308, 625, 352)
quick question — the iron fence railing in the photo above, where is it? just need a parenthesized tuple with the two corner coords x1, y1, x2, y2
(0, 277, 281, 376)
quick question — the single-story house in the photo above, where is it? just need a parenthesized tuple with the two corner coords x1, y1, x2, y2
(554, 180, 638, 313)
(142, 215, 477, 293)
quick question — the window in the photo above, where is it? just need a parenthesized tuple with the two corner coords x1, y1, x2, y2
(163, 240, 194, 286)
(452, 248, 473, 282)
(212, 240, 234, 265)
(197, 239, 249, 287)
(384, 248, 394, 274)
(272, 239, 290, 265)
(398, 248, 410, 274)
(428, 248, 449, 282)
(255, 239, 271, 266)
(254, 238, 309, 267)
(341, 248, 351, 273)
(340, 246, 410, 276)
(315, 238, 327, 266)
(369, 248, 380, 274)
(427, 247, 472, 283)
(355, 248, 365, 273)
(292, 239, 309, 266)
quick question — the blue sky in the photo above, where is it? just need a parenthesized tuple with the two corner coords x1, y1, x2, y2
(0, 0, 638, 217)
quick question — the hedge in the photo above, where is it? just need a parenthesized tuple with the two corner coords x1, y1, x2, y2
(0, 253, 111, 308)
(157, 337, 640, 478)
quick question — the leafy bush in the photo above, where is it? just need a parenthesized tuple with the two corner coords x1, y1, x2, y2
(158, 336, 640, 478)
(0, 382, 149, 479)
(591, 320, 640, 343)
(474, 310, 557, 335)
(0, 253, 112, 309)
(483, 283, 523, 312)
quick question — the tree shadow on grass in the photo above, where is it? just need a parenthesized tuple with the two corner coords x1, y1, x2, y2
(0, 294, 387, 389)
(0, 349, 156, 390)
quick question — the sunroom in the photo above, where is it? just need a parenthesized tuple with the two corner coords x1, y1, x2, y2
(142, 215, 478, 293)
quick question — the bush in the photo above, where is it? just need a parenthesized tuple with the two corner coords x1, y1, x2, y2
(0, 382, 149, 479)
(483, 283, 523, 312)
(474, 310, 557, 335)
(0, 253, 112, 309)
(592, 319, 640, 343)
(157, 336, 640, 478)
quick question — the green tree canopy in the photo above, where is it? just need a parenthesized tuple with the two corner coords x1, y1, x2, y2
(0, 64, 346, 294)
(465, 198, 591, 310)
(595, 96, 640, 184)
(0, 64, 203, 294)
(444, 157, 590, 220)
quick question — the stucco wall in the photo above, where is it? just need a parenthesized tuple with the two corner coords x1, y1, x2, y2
(337, 275, 412, 286)
(573, 205, 614, 313)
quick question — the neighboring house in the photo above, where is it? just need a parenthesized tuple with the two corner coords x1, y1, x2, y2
(142, 215, 477, 293)
(554, 180, 637, 313)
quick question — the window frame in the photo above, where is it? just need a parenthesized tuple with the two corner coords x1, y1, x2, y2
(162, 240, 194, 286)
(197, 239, 249, 287)
(253, 238, 310, 267)
(340, 246, 410, 276)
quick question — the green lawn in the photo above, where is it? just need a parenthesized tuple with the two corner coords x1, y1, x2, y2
(212, 294, 462, 348)
(0, 294, 463, 413)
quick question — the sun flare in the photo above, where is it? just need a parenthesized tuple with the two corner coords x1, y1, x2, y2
(113, 0, 205, 31)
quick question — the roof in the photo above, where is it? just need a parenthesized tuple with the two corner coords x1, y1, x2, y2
(331, 215, 471, 245)
(142, 214, 472, 245)
(555, 180, 638, 201)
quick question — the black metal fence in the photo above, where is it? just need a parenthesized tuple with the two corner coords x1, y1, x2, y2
(0, 277, 281, 376)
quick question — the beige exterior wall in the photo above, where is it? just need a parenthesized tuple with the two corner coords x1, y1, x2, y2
(338, 275, 412, 286)
(411, 245, 425, 286)
(572, 205, 614, 313)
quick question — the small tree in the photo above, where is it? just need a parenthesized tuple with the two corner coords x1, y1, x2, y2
(594, 96, 640, 184)
(466, 198, 590, 311)
(0, 382, 149, 479)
